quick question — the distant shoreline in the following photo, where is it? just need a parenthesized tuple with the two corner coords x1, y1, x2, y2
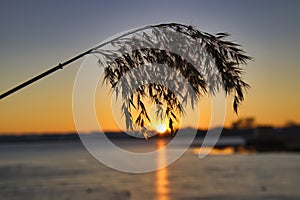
(1, 126, 300, 152)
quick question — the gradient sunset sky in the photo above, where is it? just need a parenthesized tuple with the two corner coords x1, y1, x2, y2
(0, 0, 300, 134)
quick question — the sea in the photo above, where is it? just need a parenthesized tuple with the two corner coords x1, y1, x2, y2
(0, 136, 300, 200)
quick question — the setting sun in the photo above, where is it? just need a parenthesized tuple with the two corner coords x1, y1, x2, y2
(157, 124, 167, 134)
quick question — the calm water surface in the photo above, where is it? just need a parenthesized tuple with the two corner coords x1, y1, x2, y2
(0, 139, 300, 200)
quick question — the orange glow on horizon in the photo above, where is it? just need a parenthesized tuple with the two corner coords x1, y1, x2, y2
(1, 68, 300, 134)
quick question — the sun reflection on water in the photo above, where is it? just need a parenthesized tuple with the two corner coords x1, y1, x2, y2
(193, 146, 253, 155)
(156, 139, 170, 200)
